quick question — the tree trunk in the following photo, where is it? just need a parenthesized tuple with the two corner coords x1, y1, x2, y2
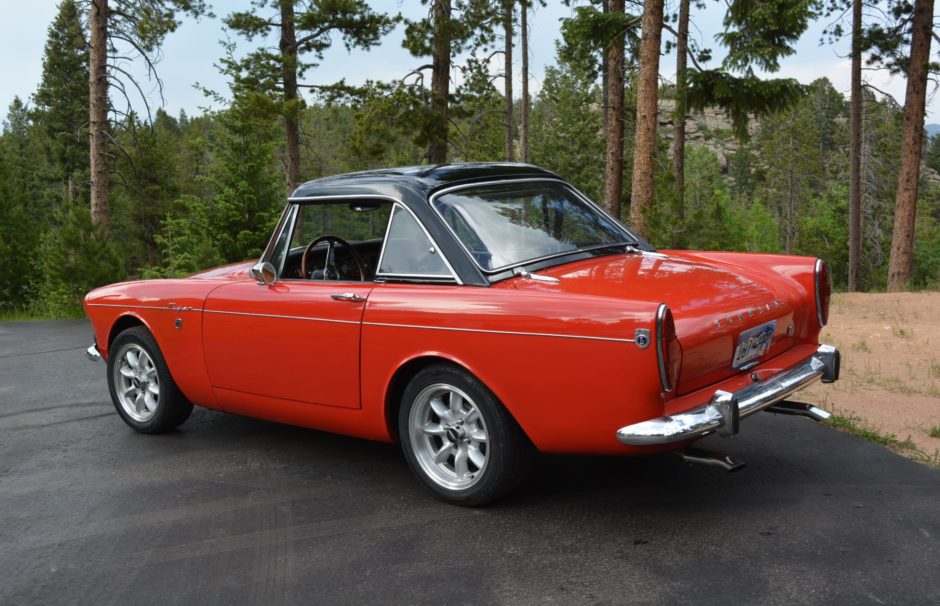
(786, 127, 795, 254)
(280, 0, 301, 194)
(520, 0, 529, 163)
(429, 0, 451, 164)
(603, 0, 625, 219)
(601, 0, 609, 138)
(847, 0, 863, 291)
(628, 0, 664, 238)
(503, 0, 514, 161)
(89, 0, 109, 233)
(671, 0, 689, 248)
(887, 0, 934, 291)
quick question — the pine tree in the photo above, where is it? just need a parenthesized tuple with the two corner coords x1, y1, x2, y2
(86, 0, 209, 234)
(33, 0, 89, 199)
(225, 0, 396, 191)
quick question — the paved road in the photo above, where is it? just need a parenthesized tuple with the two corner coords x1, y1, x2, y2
(1, 320, 938, 605)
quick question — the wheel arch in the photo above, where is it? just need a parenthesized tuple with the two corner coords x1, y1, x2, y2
(383, 354, 524, 444)
(108, 313, 152, 351)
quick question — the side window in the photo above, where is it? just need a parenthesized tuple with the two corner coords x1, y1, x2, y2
(378, 206, 452, 278)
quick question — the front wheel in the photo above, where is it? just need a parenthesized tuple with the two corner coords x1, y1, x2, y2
(107, 326, 193, 433)
(399, 365, 532, 506)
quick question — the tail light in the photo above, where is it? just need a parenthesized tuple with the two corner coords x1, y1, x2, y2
(814, 259, 831, 327)
(656, 304, 682, 392)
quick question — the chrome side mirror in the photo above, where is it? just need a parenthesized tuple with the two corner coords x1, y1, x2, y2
(250, 262, 277, 286)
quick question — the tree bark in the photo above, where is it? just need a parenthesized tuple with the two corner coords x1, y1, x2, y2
(503, 0, 514, 161)
(847, 0, 863, 291)
(89, 0, 109, 233)
(887, 0, 934, 291)
(429, 0, 451, 164)
(520, 0, 529, 163)
(603, 0, 625, 219)
(671, 0, 689, 248)
(786, 126, 795, 254)
(280, 0, 301, 194)
(628, 0, 664, 237)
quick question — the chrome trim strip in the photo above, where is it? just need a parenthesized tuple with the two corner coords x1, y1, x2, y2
(428, 178, 640, 275)
(814, 258, 826, 327)
(616, 344, 840, 446)
(375, 203, 462, 284)
(363, 321, 635, 343)
(655, 303, 671, 392)
(288, 194, 403, 203)
(203, 309, 361, 325)
(274, 204, 300, 277)
(86, 304, 204, 312)
(259, 203, 294, 266)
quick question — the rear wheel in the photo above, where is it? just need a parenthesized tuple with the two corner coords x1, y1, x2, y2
(399, 365, 532, 506)
(107, 326, 192, 433)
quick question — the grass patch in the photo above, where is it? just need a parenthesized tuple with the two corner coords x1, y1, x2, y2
(930, 426, 940, 439)
(0, 306, 84, 322)
(930, 363, 940, 379)
(852, 339, 872, 353)
(827, 412, 940, 470)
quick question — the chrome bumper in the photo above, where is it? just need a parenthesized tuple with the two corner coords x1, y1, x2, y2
(85, 343, 101, 363)
(616, 344, 840, 446)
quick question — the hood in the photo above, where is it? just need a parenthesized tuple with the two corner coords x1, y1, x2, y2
(519, 252, 798, 394)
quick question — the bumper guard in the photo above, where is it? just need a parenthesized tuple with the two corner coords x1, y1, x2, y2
(85, 343, 102, 363)
(616, 344, 840, 446)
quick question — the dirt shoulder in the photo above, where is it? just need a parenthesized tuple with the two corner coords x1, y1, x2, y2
(802, 292, 940, 460)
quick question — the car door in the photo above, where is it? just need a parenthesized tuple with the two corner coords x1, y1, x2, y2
(203, 279, 370, 409)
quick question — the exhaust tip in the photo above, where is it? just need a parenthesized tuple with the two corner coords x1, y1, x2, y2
(678, 447, 746, 472)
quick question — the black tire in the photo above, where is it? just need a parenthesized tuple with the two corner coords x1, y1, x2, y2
(106, 326, 193, 433)
(398, 364, 532, 506)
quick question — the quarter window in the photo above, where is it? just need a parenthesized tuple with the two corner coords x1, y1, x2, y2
(378, 206, 451, 277)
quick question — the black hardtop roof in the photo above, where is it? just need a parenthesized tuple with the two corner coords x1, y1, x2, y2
(289, 162, 562, 200)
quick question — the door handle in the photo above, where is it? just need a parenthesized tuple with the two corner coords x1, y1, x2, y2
(331, 292, 366, 302)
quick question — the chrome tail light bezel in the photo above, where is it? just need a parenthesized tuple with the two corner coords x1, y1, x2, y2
(814, 258, 831, 328)
(655, 304, 681, 393)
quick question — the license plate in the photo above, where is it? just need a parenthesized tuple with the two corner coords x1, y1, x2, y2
(732, 320, 777, 369)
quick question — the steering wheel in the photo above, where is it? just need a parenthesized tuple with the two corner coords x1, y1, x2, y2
(300, 235, 366, 281)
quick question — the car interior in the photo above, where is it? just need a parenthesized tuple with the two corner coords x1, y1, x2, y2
(278, 201, 391, 281)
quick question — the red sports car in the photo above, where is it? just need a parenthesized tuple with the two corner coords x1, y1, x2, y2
(85, 163, 840, 505)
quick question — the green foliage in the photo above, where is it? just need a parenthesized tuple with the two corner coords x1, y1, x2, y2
(39, 199, 124, 316)
(719, 0, 816, 73)
(450, 58, 505, 161)
(687, 70, 805, 139)
(32, 0, 88, 183)
(558, 6, 640, 78)
(149, 101, 283, 274)
(224, 0, 397, 123)
(144, 195, 224, 278)
(530, 63, 605, 205)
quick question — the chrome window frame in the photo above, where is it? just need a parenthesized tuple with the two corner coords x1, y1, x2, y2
(374, 203, 461, 283)
(264, 194, 461, 285)
(428, 178, 639, 275)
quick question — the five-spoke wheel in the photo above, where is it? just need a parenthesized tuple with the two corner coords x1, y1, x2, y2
(399, 364, 532, 505)
(107, 326, 192, 433)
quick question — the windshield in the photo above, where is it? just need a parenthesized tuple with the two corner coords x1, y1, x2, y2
(432, 181, 633, 271)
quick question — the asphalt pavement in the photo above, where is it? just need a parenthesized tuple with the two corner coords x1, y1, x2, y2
(1, 319, 938, 605)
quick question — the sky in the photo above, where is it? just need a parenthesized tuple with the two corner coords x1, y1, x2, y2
(0, 0, 932, 126)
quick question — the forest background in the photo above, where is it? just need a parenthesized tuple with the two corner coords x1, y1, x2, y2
(2, 0, 940, 317)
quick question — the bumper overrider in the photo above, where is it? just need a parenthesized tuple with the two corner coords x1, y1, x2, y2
(617, 344, 840, 446)
(85, 343, 102, 362)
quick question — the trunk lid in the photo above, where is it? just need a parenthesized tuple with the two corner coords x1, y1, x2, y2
(524, 252, 796, 394)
